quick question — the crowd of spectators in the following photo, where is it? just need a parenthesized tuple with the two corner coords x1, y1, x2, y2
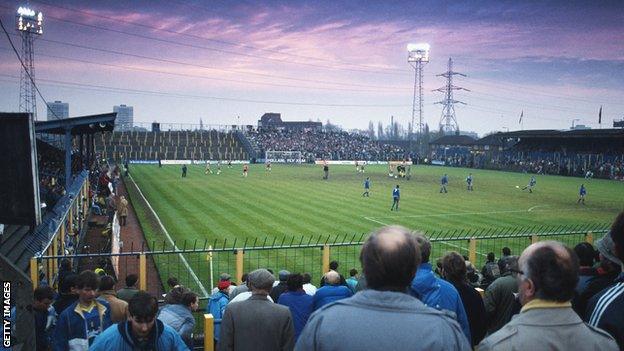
(247, 129, 405, 161)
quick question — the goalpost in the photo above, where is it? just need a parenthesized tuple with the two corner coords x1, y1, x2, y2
(265, 150, 303, 164)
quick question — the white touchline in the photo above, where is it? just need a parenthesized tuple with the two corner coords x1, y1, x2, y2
(129, 174, 210, 298)
(439, 241, 487, 257)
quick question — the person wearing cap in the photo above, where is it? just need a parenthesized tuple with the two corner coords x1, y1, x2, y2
(212, 273, 237, 296)
(270, 270, 290, 302)
(586, 212, 624, 349)
(208, 280, 230, 344)
(220, 269, 295, 351)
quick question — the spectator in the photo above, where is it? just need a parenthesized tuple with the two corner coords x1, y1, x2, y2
(346, 269, 358, 293)
(106, 193, 116, 223)
(270, 270, 290, 302)
(98, 275, 128, 323)
(117, 274, 139, 302)
(586, 212, 624, 349)
(118, 195, 128, 226)
(53, 273, 78, 315)
(278, 273, 314, 340)
(296, 225, 470, 351)
(90, 291, 188, 350)
(313, 271, 352, 310)
(355, 273, 368, 292)
(208, 280, 230, 344)
(481, 252, 501, 287)
(53, 270, 112, 350)
(301, 273, 317, 296)
(483, 256, 519, 334)
(212, 273, 236, 295)
(409, 234, 471, 343)
(229, 273, 249, 300)
(159, 287, 198, 349)
(320, 261, 347, 287)
(33, 286, 55, 351)
(57, 258, 73, 290)
(573, 242, 597, 302)
(497, 247, 512, 273)
(164, 276, 181, 303)
(479, 241, 618, 350)
(220, 269, 295, 351)
(441, 251, 487, 346)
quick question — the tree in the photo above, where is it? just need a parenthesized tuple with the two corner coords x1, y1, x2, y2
(377, 121, 384, 140)
(368, 121, 376, 140)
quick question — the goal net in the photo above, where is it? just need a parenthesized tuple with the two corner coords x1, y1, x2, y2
(265, 150, 303, 164)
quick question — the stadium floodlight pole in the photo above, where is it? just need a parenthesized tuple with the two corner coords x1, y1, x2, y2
(16, 6, 43, 120)
(407, 43, 430, 157)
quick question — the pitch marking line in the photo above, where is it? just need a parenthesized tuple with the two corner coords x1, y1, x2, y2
(129, 174, 210, 298)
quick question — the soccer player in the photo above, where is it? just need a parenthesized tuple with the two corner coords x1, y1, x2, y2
(205, 162, 213, 175)
(522, 176, 536, 193)
(466, 173, 473, 191)
(362, 177, 371, 197)
(266, 161, 272, 174)
(323, 161, 329, 180)
(360, 163, 365, 173)
(355, 161, 359, 173)
(243, 164, 248, 177)
(578, 184, 587, 204)
(227, 159, 232, 169)
(216, 161, 222, 175)
(440, 174, 449, 193)
(390, 185, 400, 211)
(181, 164, 187, 178)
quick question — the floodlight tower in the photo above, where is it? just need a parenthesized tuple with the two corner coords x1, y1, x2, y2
(434, 57, 468, 134)
(407, 43, 430, 155)
(16, 6, 43, 119)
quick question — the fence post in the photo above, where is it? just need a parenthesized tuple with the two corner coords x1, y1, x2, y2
(586, 232, 594, 245)
(531, 235, 539, 244)
(322, 245, 330, 273)
(469, 238, 477, 264)
(235, 249, 244, 285)
(30, 257, 39, 290)
(204, 314, 214, 351)
(139, 254, 147, 290)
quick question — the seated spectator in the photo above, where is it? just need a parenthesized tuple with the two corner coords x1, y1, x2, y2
(346, 269, 358, 293)
(296, 226, 470, 350)
(208, 280, 230, 344)
(278, 273, 314, 340)
(117, 274, 139, 302)
(98, 275, 128, 323)
(302, 273, 317, 296)
(53, 273, 78, 315)
(270, 270, 290, 302)
(159, 287, 198, 349)
(586, 212, 624, 349)
(481, 252, 501, 287)
(483, 256, 519, 334)
(313, 271, 352, 310)
(220, 269, 295, 351)
(409, 235, 471, 343)
(479, 241, 618, 350)
(33, 286, 55, 351)
(497, 247, 512, 273)
(229, 273, 249, 300)
(54, 270, 113, 350)
(441, 251, 487, 346)
(320, 261, 346, 287)
(90, 291, 188, 350)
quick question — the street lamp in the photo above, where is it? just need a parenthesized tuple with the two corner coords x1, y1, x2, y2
(407, 43, 430, 157)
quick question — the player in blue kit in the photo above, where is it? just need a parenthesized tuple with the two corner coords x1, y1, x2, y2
(440, 174, 449, 193)
(466, 173, 473, 191)
(390, 185, 400, 211)
(577, 184, 587, 204)
(362, 177, 371, 197)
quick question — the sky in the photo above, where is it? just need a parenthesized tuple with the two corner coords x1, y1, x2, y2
(0, 0, 623, 136)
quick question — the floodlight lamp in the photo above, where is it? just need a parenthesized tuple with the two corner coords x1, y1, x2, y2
(17, 7, 35, 17)
(407, 42, 430, 63)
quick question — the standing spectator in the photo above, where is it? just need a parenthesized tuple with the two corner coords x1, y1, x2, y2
(159, 287, 199, 349)
(57, 258, 74, 291)
(212, 273, 236, 295)
(409, 235, 471, 343)
(278, 273, 314, 340)
(345, 269, 358, 293)
(479, 241, 618, 350)
(220, 269, 295, 351)
(117, 274, 139, 302)
(53, 273, 78, 315)
(98, 275, 128, 323)
(296, 226, 470, 351)
(90, 291, 188, 350)
(117, 196, 128, 226)
(483, 256, 519, 334)
(33, 286, 55, 351)
(229, 273, 249, 300)
(270, 270, 290, 302)
(301, 273, 317, 296)
(497, 247, 512, 273)
(53, 270, 112, 350)
(313, 271, 352, 310)
(481, 252, 501, 287)
(106, 193, 117, 224)
(573, 242, 597, 304)
(319, 261, 346, 287)
(586, 212, 624, 349)
(441, 252, 487, 346)
(208, 280, 230, 344)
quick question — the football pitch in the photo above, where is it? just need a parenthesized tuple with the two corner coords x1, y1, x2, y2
(126, 163, 622, 294)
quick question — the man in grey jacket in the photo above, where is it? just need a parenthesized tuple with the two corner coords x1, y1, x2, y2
(296, 226, 471, 351)
(219, 269, 295, 351)
(479, 241, 618, 350)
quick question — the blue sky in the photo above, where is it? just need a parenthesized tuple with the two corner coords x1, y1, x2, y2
(0, 0, 622, 135)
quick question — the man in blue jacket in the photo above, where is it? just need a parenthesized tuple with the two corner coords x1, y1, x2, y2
(53, 270, 113, 351)
(409, 234, 472, 344)
(91, 291, 188, 350)
(313, 271, 352, 310)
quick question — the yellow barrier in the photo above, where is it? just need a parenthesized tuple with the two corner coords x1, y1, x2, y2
(236, 249, 244, 285)
(586, 232, 594, 245)
(322, 244, 330, 273)
(204, 314, 214, 351)
(139, 254, 147, 290)
(468, 238, 477, 265)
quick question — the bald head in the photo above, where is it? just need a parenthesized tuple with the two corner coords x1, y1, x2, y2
(519, 241, 579, 303)
(324, 270, 341, 285)
(360, 226, 421, 291)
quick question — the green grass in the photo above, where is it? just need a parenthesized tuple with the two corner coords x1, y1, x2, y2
(126, 163, 623, 295)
